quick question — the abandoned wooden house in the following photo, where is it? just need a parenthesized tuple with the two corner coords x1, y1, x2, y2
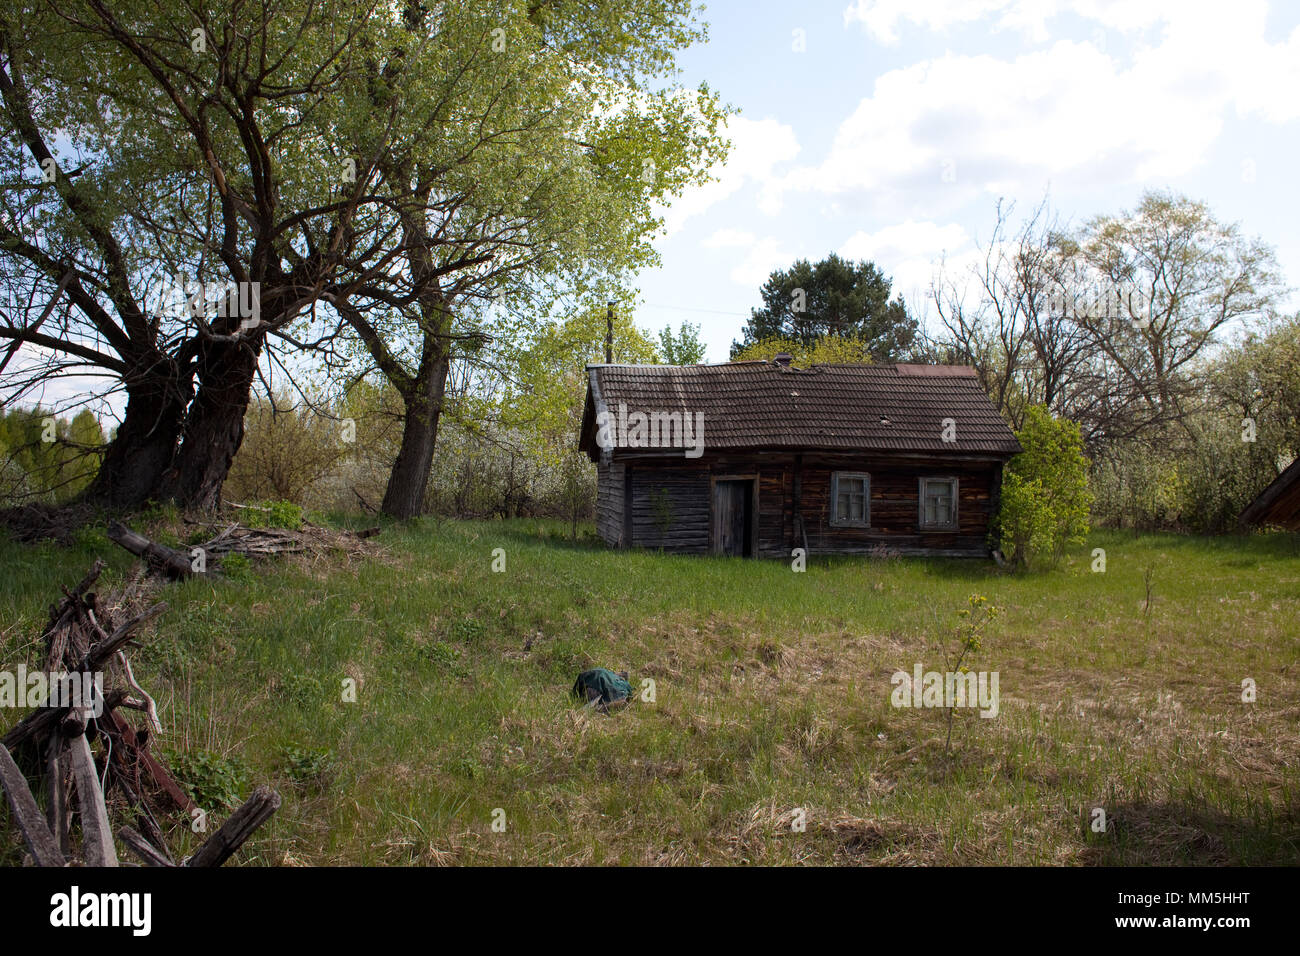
(1238, 455, 1300, 530)
(578, 357, 1022, 558)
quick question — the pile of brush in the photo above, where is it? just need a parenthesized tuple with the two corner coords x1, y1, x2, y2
(0, 559, 279, 867)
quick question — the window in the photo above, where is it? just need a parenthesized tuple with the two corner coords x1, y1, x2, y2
(919, 477, 958, 531)
(831, 472, 870, 527)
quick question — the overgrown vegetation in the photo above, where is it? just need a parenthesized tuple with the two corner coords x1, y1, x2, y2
(3, 517, 1296, 866)
(996, 406, 1094, 568)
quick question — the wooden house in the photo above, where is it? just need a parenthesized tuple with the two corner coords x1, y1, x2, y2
(1238, 456, 1300, 530)
(578, 357, 1022, 558)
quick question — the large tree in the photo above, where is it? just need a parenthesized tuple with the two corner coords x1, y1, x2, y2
(0, 0, 484, 509)
(730, 252, 916, 361)
(320, 0, 728, 517)
(0, 1, 725, 517)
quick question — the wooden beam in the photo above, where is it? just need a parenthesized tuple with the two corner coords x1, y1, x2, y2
(186, 786, 281, 867)
(0, 742, 66, 867)
(118, 827, 176, 867)
(45, 737, 70, 856)
(68, 732, 118, 866)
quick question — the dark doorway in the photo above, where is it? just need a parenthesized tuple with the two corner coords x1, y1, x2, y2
(712, 479, 754, 557)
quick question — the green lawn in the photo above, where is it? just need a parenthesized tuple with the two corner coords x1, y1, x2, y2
(2, 518, 1298, 865)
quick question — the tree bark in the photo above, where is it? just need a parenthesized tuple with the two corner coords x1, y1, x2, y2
(163, 335, 263, 511)
(82, 357, 191, 511)
(380, 331, 450, 519)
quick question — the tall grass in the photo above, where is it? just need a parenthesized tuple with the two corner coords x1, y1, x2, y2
(2, 520, 1297, 865)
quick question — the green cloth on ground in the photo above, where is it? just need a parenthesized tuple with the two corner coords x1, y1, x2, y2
(572, 668, 633, 705)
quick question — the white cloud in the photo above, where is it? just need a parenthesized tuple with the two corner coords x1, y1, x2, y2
(794, 1, 1300, 210)
(658, 115, 800, 235)
(843, 0, 1061, 45)
(840, 220, 975, 306)
(702, 228, 795, 287)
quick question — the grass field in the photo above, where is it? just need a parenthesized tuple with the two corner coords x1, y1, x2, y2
(2, 517, 1298, 866)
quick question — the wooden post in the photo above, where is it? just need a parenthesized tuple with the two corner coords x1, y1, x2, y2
(45, 737, 70, 856)
(605, 301, 614, 364)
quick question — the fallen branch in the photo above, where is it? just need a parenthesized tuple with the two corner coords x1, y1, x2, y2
(118, 827, 176, 868)
(107, 521, 194, 578)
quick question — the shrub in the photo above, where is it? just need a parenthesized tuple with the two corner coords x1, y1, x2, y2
(168, 749, 249, 810)
(995, 405, 1093, 569)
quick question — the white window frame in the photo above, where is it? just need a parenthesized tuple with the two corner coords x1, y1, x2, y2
(830, 471, 871, 528)
(918, 476, 959, 531)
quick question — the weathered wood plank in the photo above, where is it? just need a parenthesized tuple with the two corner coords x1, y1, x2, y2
(68, 732, 117, 867)
(0, 741, 66, 867)
(118, 827, 176, 867)
(45, 737, 70, 856)
(186, 785, 281, 867)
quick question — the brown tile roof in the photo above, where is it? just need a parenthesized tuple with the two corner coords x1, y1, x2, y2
(581, 361, 1022, 458)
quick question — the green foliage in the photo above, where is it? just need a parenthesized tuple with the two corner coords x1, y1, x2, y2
(996, 406, 1093, 568)
(226, 394, 350, 506)
(169, 750, 250, 811)
(732, 253, 917, 361)
(935, 594, 1001, 759)
(730, 333, 875, 367)
(280, 746, 334, 791)
(428, 640, 464, 673)
(657, 321, 706, 364)
(249, 500, 304, 530)
(219, 552, 254, 583)
(0, 407, 104, 506)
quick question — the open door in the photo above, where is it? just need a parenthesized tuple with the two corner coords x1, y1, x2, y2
(712, 479, 754, 557)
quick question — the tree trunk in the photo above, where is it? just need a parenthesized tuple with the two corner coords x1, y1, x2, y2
(82, 357, 191, 511)
(163, 336, 262, 511)
(380, 333, 450, 520)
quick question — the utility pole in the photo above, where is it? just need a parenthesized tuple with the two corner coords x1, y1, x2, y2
(605, 301, 614, 364)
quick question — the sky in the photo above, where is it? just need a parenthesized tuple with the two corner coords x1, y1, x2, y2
(634, 0, 1300, 360)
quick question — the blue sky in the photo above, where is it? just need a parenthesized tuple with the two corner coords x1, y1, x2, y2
(635, 0, 1300, 360)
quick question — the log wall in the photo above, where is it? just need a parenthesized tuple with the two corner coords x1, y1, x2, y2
(594, 450, 1003, 557)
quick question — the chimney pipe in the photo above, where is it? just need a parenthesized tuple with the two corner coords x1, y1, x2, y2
(773, 352, 793, 367)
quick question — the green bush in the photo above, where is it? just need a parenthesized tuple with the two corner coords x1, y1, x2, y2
(995, 406, 1093, 569)
(250, 499, 303, 530)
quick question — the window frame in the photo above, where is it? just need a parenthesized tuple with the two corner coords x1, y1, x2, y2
(917, 476, 960, 532)
(830, 471, 872, 528)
